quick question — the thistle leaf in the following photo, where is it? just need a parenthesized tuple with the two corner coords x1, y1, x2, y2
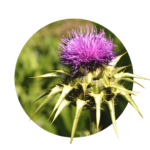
(101, 76, 110, 88)
(70, 99, 87, 144)
(120, 78, 144, 88)
(32, 89, 51, 104)
(94, 67, 105, 80)
(30, 85, 62, 120)
(118, 91, 143, 117)
(115, 72, 150, 80)
(30, 73, 60, 78)
(107, 52, 127, 71)
(79, 82, 89, 96)
(110, 82, 139, 95)
(48, 85, 73, 120)
(111, 65, 131, 75)
(51, 70, 71, 75)
(105, 98, 118, 138)
(89, 91, 104, 132)
(51, 99, 71, 125)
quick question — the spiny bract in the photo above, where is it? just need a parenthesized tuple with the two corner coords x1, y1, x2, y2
(30, 25, 149, 144)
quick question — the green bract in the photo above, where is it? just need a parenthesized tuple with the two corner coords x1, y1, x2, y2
(30, 52, 149, 143)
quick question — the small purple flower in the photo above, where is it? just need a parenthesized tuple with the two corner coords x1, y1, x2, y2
(57, 25, 116, 74)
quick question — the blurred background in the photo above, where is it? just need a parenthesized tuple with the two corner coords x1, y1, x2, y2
(15, 19, 133, 137)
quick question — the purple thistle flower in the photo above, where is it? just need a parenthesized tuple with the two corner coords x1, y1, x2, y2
(57, 25, 116, 74)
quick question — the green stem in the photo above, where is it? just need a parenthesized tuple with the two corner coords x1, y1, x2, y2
(89, 109, 97, 135)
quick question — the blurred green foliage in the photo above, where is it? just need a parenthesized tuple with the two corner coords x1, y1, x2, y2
(15, 19, 133, 137)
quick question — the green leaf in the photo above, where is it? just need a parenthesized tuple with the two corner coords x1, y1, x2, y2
(109, 83, 141, 97)
(120, 78, 146, 89)
(107, 97, 120, 141)
(89, 91, 104, 132)
(70, 98, 87, 144)
(50, 70, 71, 76)
(114, 72, 150, 80)
(48, 85, 73, 120)
(107, 50, 129, 72)
(78, 82, 89, 96)
(111, 65, 131, 75)
(32, 90, 51, 104)
(50, 99, 71, 125)
(93, 67, 105, 80)
(30, 70, 72, 79)
(119, 91, 144, 119)
(30, 73, 59, 78)
(30, 85, 62, 120)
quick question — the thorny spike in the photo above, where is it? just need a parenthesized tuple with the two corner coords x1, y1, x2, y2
(140, 85, 146, 89)
(116, 134, 120, 141)
(48, 109, 56, 121)
(141, 78, 150, 81)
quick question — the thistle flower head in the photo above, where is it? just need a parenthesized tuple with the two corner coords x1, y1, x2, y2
(57, 25, 117, 73)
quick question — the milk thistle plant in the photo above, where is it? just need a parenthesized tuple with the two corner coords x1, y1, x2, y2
(30, 25, 149, 143)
